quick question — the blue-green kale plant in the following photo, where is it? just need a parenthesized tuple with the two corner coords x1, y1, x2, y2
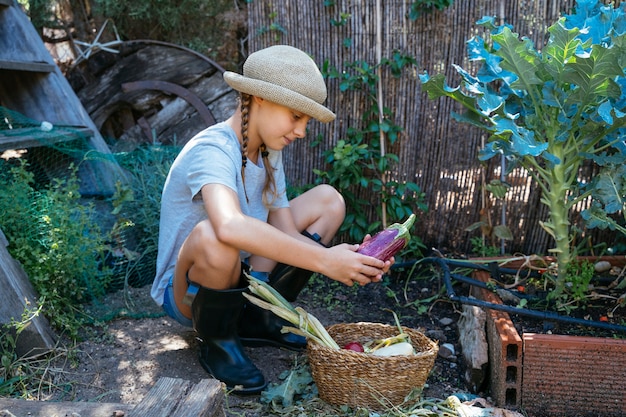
(420, 0, 626, 297)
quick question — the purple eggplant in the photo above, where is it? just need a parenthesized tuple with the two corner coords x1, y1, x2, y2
(357, 214, 416, 261)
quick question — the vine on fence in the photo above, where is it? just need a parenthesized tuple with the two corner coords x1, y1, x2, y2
(315, 53, 427, 259)
(409, 0, 455, 20)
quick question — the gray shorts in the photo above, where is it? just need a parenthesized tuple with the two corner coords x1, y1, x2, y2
(162, 275, 193, 328)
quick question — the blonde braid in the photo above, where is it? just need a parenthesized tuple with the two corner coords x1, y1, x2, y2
(240, 93, 281, 207)
(240, 93, 251, 202)
(260, 144, 279, 207)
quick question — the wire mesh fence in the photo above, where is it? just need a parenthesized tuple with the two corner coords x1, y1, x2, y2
(0, 106, 179, 323)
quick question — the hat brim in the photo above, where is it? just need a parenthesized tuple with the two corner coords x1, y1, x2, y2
(224, 71, 336, 123)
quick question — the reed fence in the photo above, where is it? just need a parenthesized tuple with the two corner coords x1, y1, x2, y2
(247, 0, 620, 256)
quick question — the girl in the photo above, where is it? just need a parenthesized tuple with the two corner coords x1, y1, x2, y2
(151, 45, 391, 394)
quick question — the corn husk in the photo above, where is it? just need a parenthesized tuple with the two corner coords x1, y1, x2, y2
(243, 273, 340, 349)
(244, 274, 415, 355)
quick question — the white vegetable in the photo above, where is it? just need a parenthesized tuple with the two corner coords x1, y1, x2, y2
(370, 341, 415, 357)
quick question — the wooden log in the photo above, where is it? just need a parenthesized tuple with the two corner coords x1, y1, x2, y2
(0, 377, 224, 417)
(0, 229, 57, 357)
(457, 303, 489, 393)
(0, 59, 54, 72)
(67, 41, 236, 149)
(73, 43, 219, 127)
(0, 126, 93, 151)
(130, 377, 225, 417)
(0, 398, 132, 417)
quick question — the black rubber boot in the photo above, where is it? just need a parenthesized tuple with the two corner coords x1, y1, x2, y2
(192, 283, 267, 394)
(239, 231, 322, 350)
(268, 230, 325, 302)
(267, 263, 315, 302)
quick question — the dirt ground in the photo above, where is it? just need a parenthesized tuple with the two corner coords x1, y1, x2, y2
(45, 266, 475, 414)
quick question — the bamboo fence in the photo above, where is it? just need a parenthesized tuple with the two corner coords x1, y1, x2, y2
(247, 0, 621, 256)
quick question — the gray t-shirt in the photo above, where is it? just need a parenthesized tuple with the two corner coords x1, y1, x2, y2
(150, 122, 289, 305)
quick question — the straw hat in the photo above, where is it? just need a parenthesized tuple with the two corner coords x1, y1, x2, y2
(223, 45, 336, 123)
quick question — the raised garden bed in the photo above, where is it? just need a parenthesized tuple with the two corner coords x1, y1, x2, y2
(468, 256, 626, 417)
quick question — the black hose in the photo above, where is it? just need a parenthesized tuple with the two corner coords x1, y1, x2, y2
(396, 257, 626, 334)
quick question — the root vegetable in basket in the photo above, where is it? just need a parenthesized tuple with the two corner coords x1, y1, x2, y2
(357, 214, 416, 261)
(371, 341, 415, 356)
(341, 310, 417, 356)
(343, 341, 365, 352)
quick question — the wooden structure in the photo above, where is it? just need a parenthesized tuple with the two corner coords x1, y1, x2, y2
(0, 0, 125, 197)
(0, 0, 131, 353)
(0, 377, 226, 417)
(0, 229, 56, 356)
(247, 0, 619, 255)
(67, 39, 237, 151)
(0, 0, 235, 359)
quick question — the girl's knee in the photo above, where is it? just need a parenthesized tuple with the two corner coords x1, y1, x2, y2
(315, 184, 345, 212)
(185, 222, 239, 273)
(194, 220, 218, 241)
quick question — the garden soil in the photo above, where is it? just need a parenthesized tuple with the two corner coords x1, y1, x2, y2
(44, 269, 476, 415)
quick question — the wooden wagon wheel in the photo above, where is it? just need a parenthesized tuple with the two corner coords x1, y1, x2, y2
(120, 79, 217, 140)
(67, 39, 237, 152)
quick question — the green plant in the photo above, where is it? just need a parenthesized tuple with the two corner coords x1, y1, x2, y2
(316, 54, 427, 260)
(330, 12, 351, 27)
(552, 260, 596, 313)
(469, 236, 501, 258)
(304, 274, 359, 314)
(0, 160, 112, 339)
(582, 162, 626, 242)
(19, 0, 58, 31)
(409, 0, 454, 20)
(465, 179, 513, 254)
(385, 280, 442, 316)
(420, 0, 626, 298)
(94, 0, 226, 38)
(256, 9, 287, 41)
(91, 0, 243, 66)
(0, 303, 61, 397)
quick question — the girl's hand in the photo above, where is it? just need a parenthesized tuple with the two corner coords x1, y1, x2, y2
(322, 243, 387, 287)
(361, 234, 394, 274)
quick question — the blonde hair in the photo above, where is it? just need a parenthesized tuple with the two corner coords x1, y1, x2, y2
(239, 93, 280, 207)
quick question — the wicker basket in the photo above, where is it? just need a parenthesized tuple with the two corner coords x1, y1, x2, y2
(307, 322, 439, 409)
